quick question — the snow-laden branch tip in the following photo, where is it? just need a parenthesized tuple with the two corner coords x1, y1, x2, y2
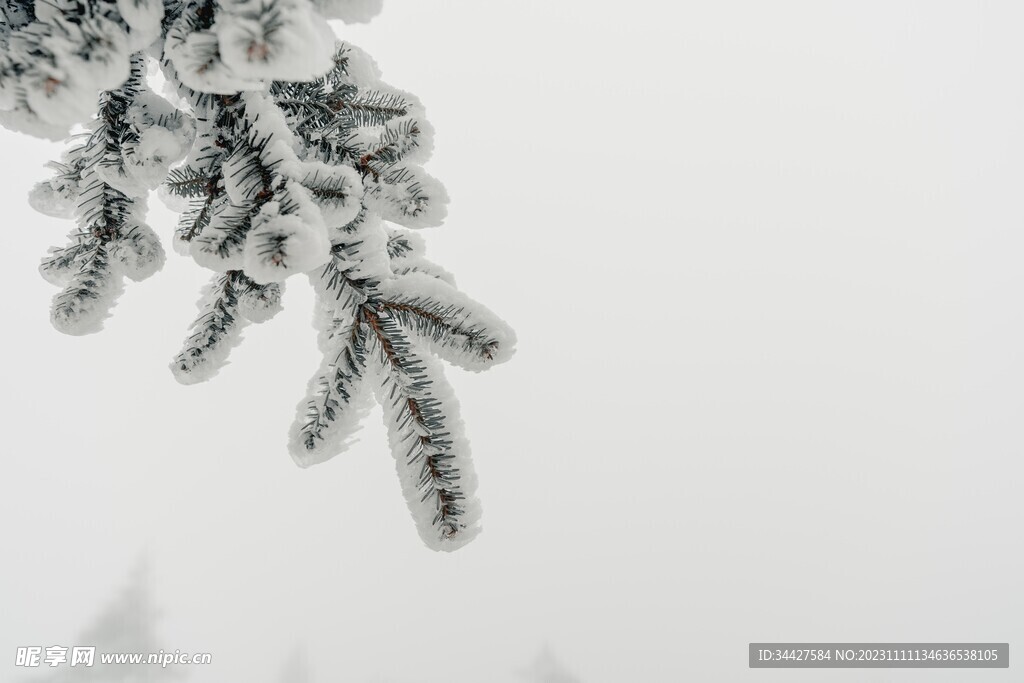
(5, 2, 515, 550)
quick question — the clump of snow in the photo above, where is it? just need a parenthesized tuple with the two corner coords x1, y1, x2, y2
(189, 202, 249, 272)
(237, 279, 285, 323)
(363, 165, 449, 228)
(336, 41, 382, 84)
(114, 223, 166, 281)
(29, 180, 77, 218)
(216, 0, 336, 82)
(242, 202, 331, 283)
(0, 108, 70, 141)
(24, 64, 107, 127)
(298, 159, 364, 226)
(165, 28, 264, 94)
(116, 0, 164, 50)
(48, 244, 127, 336)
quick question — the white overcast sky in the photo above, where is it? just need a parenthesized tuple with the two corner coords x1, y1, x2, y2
(2, 1, 1023, 681)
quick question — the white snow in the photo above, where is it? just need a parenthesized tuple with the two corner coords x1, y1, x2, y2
(297, 158, 364, 227)
(116, 0, 165, 50)
(216, 0, 336, 82)
(242, 203, 332, 283)
(48, 244, 126, 336)
(379, 271, 517, 370)
(28, 180, 77, 218)
(237, 279, 285, 323)
(114, 222, 166, 282)
(362, 165, 449, 229)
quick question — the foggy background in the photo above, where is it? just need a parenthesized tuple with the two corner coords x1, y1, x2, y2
(2, 1, 1023, 680)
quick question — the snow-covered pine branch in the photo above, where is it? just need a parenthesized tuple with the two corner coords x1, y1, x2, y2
(170, 269, 283, 383)
(3, 0, 515, 550)
(34, 54, 193, 333)
(0, 0, 164, 138)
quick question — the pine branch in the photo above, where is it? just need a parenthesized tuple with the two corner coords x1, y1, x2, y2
(294, 232, 514, 547)
(165, 167, 214, 199)
(12, 27, 516, 550)
(330, 90, 409, 126)
(235, 272, 285, 322)
(37, 52, 187, 335)
(291, 320, 373, 465)
(385, 229, 419, 260)
(358, 117, 421, 172)
(170, 270, 247, 384)
(364, 306, 480, 548)
(50, 241, 124, 336)
(39, 229, 99, 286)
(378, 298, 500, 366)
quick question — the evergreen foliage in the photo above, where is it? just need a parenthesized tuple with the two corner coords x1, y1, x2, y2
(2, 0, 514, 550)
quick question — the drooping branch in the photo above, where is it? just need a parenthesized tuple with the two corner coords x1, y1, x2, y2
(36, 54, 193, 334)
(6, 5, 516, 550)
